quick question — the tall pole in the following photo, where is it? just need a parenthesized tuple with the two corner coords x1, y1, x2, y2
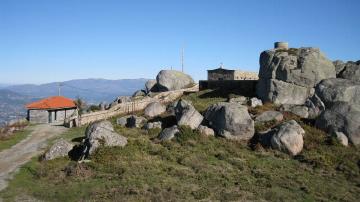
(58, 83, 63, 96)
(181, 47, 184, 72)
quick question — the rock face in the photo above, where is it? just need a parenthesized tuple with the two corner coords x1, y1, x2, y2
(43, 139, 73, 161)
(255, 111, 283, 122)
(175, 100, 203, 129)
(257, 79, 313, 105)
(315, 78, 360, 107)
(270, 120, 305, 156)
(145, 79, 157, 93)
(144, 102, 166, 117)
(143, 121, 162, 130)
(316, 102, 360, 145)
(158, 125, 180, 141)
(197, 125, 215, 136)
(204, 102, 254, 140)
(257, 47, 336, 105)
(84, 121, 127, 154)
(338, 61, 360, 83)
(305, 94, 326, 118)
(156, 70, 194, 91)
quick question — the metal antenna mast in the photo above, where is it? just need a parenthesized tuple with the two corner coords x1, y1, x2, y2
(58, 83, 63, 96)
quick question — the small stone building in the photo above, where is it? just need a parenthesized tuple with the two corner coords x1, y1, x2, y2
(208, 67, 258, 81)
(26, 96, 77, 124)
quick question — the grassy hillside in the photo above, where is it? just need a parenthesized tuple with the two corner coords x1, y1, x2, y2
(1, 90, 359, 201)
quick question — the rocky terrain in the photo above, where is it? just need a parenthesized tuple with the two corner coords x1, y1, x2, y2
(1, 46, 359, 201)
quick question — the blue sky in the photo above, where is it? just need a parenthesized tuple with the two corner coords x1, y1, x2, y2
(1, 0, 359, 84)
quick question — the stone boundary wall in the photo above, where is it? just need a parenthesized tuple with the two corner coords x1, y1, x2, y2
(75, 85, 199, 126)
(199, 80, 258, 97)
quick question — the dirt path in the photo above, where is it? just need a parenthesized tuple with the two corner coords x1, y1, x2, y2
(0, 124, 68, 192)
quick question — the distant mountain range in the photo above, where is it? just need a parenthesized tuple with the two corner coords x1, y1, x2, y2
(4, 78, 148, 104)
(0, 78, 149, 126)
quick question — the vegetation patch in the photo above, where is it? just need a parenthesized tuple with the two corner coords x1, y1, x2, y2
(0, 127, 32, 152)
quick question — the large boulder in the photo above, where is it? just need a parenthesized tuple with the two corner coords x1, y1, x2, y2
(316, 102, 360, 145)
(84, 121, 127, 154)
(175, 100, 203, 129)
(257, 79, 313, 105)
(43, 139, 73, 161)
(145, 79, 157, 93)
(204, 102, 254, 140)
(315, 78, 360, 107)
(337, 60, 360, 83)
(270, 120, 305, 156)
(144, 102, 166, 117)
(158, 125, 180, 141)
(257, 47, 336, 105)
(156, 70, 194, 91)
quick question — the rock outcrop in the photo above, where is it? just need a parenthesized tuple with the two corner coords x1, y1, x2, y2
(257, 47, 336, 105)
(315, 78, 360, 107)
(43, 139, 73, 161)
(156, 70, 194, 91)
(84, 121, 127, 154)
(337, 60, 360, 83)
(316, 102, 360, 145)
(175, 100, 203, 129)
(144, 102, 166, 118)
(270, 120, 305, 156)
(204, 102, 254, 140)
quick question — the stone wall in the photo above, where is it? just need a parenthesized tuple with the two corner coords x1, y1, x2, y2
(28, 109, 48, 124)
(77, 85, 199, 126)
(233, 71, 258, 80)
(199, 80, 258, 97)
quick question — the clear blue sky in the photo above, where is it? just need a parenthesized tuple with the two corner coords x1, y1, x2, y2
(1, 0, 359, 84)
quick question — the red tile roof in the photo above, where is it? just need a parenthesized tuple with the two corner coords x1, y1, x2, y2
(26, 96, 76, 110)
